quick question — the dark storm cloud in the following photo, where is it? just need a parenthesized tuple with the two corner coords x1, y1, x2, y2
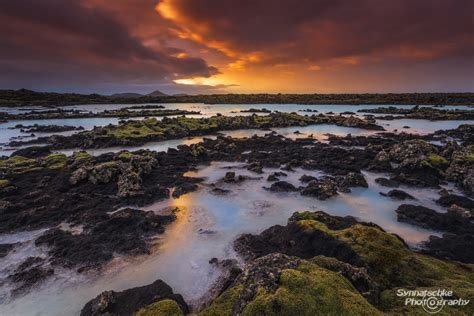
(0, 0, 218, 92)
(158, 0, 474, 63)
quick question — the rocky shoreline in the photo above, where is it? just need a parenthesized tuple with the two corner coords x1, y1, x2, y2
(8, 112, 384, 149)
(0, 108, 201, 121)
(0, 116, 473, 314)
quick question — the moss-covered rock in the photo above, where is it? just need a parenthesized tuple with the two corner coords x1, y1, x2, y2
(199, 253, 381, 316)
(43, 153, 67, 169)
(135, 299, 184, 316)
(230, 211, 474, 315)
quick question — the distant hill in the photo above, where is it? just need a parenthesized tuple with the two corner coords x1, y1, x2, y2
(173, 93, 189, 97)
(111, 92, 143, 98)
(147, 90, 168, 97)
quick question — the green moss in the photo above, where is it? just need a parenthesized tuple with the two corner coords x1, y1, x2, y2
(72, 151, 92, 161)
(0, 155, 38, 173)
(0, 179, 9, 187)
(134, 299, 183, 316)
(118, 151, 135, 160)
(44, 153, 67, 169)
(295, 218, 474, 315)
(423, 153, 449, 168)
(93, 161, 120, 170)
(198, 285, 244, 316)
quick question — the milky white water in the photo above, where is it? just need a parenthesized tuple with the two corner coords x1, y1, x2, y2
(1, 160, 456, 315)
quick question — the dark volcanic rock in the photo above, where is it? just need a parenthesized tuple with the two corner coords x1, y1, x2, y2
(80, 279, 188, 316)
(423, 233, 474, 264)
(300, 178, 338, 200)
(395, 204, 472, 234)
(9, 257, 54, 295)
(380, 189, 415, 200)
(268, 181, 298, 192)
(234, 211, 361, 265)
(11, 146, 52, 158)
(436, 194, 474, 210)
(35, 209, 175, 270)
(335, 172, 368, 192)
(299, 174, 317, 183)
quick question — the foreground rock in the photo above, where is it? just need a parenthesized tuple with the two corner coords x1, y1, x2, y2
(81, 279, 188, 316)
(36, 208, 175, 270)
(201, 211, 474, 315)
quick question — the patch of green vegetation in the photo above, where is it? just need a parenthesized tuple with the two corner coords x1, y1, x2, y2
(0, 155, 39, 174)
(241, 263, 381, 316)
(108, 119, 165, 138)
(44, 153, 67, 169)
(200, 263, 380, 316)
(296, 218, 474, 315)
(72, 151, 92, 161)
(118, 151, 135, 160)
(135, 299, 183, 316)
(198, 285, 244, 316)
(0, 179, 9, 187)
(423, 153, 449, 168)
(93, 161, 120, 170)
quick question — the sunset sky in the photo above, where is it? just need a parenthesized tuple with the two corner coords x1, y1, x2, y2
(1, 0, 473, 95)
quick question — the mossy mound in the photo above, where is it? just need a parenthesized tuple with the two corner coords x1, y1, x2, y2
(199, 253, 381, 316)
(225, 211, 474, 315)
(135, 299, 184, 316)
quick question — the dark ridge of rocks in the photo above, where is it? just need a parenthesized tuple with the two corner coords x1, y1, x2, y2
(422, 234, 474, 264)
(234, 212, 362, 265)
(379, 189, 415, 200)
(395, 204, 474, 263)
(10, 146, 52, 158)
(357, 106, 474, 121)
(436, 194, 474, 210)
(435, 124, 474, 145)
(8, 112, 384, 150)
(395, 204, 472, 234)
(4, 108, 200, 121)
(374, 177, 400, 188)
(12, 124, 84, 133)
(240, 108, 272, 113)
(35, 208, 175, 271)
(80, 279, 189, 316)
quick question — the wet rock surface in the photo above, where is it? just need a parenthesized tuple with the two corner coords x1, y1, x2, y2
(380, 189, 415, 200)
(80, 279, 188, 316)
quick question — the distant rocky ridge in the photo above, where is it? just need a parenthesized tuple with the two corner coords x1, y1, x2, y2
(1, 89, 473, 107)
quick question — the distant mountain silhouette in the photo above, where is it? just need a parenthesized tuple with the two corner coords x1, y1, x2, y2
(147, 90, 168, 97)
